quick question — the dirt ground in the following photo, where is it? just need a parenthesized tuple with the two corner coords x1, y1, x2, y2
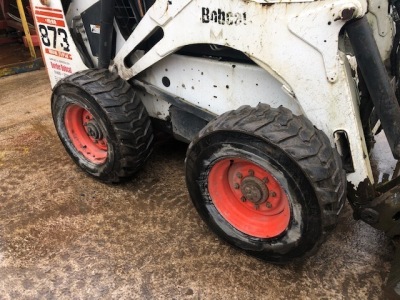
(0, 69, 394, 299)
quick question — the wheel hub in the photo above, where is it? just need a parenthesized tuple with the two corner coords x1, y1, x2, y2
(207, 158, 290, 238)
(241, 176, 269, 204)
(64, 104, 108, 164)
(85, 121, 103, 140)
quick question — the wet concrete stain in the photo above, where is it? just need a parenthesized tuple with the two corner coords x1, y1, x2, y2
(0, 70, 394, 299)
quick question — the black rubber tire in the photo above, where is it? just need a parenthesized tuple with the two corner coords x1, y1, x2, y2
(186, 104, 346, 263)
(51, 69, 153, 183)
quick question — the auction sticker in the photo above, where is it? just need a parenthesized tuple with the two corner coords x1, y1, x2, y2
(31, 2, 87, 87)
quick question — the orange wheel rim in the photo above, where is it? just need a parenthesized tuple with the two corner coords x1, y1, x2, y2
(208, 158, 290, 238)
(64, 104, 108, 164)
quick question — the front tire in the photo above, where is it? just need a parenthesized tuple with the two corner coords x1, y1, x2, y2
(51, 69, 153, 183)
(185, 104, 346, 263)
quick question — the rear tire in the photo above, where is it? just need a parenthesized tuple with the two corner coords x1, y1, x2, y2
(186, 104, 346, 263)
(51, 69, 153, 183)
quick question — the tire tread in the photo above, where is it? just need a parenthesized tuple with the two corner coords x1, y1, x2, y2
(53, 69, 153, 183)
(188, 103, 346, 258)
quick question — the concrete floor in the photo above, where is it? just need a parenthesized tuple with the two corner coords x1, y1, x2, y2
(0, 70, 395, 299)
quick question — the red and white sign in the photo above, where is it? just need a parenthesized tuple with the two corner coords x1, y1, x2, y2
(30, 0, 88, 87)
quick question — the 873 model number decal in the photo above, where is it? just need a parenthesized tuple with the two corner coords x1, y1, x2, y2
(34, 5, 75, 83)
(35, 6, 72, 60)
(38, 25, 70, 52)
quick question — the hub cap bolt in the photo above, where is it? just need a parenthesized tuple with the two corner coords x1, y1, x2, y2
(234, 183, 240, 189)
(248, 169, 254, 176)
(236, 172, 243, 179)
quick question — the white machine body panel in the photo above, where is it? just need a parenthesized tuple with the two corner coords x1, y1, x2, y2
(31, 0, 388, 188)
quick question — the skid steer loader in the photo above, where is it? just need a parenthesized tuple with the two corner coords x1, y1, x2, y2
(30, 0, 400, 296)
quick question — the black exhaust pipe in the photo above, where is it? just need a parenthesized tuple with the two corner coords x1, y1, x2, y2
(98, 0, 115, 69)
(346, 17, 400, 159)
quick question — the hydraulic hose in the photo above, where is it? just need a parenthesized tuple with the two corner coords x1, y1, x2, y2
(346, 17, 400, 159)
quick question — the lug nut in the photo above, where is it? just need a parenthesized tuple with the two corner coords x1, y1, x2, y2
(266, 202, 272, 208)
(234, 183, 240, 189)
(262, 177, 269, 184)
(241, 196, 246, 202)
(248, 169, 254, 176)
(271, 192, 277, 197)
(236, 172, 243, 179)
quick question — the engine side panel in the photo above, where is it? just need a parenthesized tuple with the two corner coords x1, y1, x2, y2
(139, 54, 301, 119)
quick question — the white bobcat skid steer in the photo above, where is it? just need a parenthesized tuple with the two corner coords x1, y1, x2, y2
(30, 0, 400, 296)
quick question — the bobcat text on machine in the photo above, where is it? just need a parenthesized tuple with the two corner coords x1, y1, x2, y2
(30, 0, 400, 296)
